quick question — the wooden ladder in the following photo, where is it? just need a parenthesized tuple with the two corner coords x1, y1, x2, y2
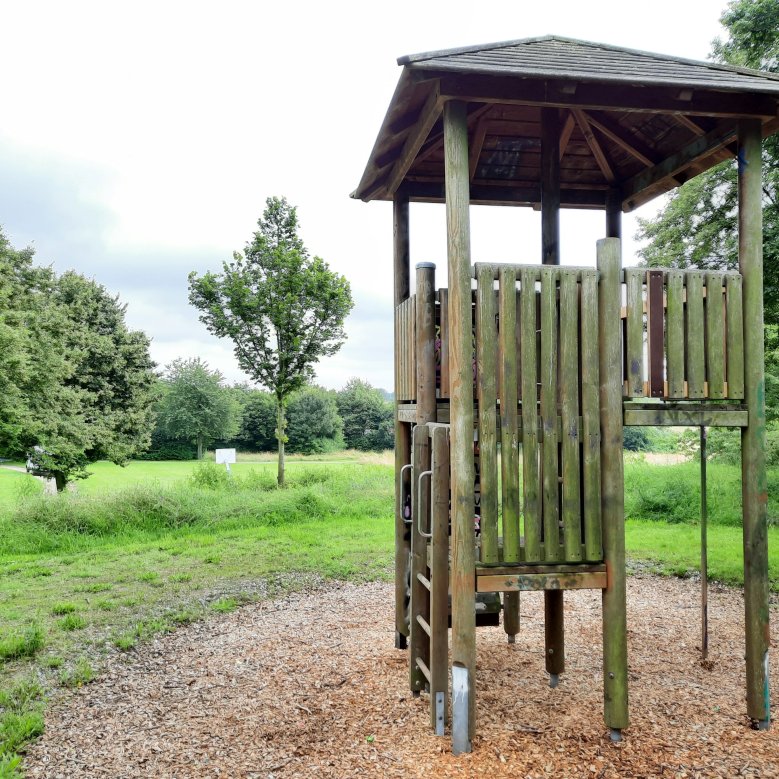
(409, 423, 450, 735)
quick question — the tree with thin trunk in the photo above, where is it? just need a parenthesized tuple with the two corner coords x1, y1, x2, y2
(188, 197, 353, 485)
(156, 358, 240, 459)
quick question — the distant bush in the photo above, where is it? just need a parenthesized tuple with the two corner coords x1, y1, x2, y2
(135, 430, 196, 461)
(623, 427, 650, 452)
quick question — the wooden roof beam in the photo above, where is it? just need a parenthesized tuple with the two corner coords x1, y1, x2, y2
(404, 180, 606, 207)
(622, 124, 738, 208)
(385, 83, 444, 196)
(584, 110, 658, 166)
(469, 118, 489, 180)
(559, 112, 575, 160)
(572, 109, 616, 183)
(436, 74, 779, 118)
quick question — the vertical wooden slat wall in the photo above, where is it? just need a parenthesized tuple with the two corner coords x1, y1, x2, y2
(706, 273, 726, 399)
(540, 268, 560, 562)
(624, 268, 644, 397)
(560, 270, 582, 561)
(665, 271, 686, 399)
(520, 268, 542, 562)
(499, 267, 521, 564)
(686, 273, 706, 398)
(476, 266, 499, 563)
(439, 289, 450, 399)
(726, 275, 745, 399)
(580, 270, 602, 561)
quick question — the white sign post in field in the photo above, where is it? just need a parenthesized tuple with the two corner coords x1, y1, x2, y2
(215, 448, 237, 474)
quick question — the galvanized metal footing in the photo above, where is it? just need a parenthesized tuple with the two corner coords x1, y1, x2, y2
(507, 634, 516, 645)
(452, 664, 471, 755)
(549, 673, 559, 689)
(752, 719, 771, 731)
(609, 728, 622, 743)
(435, 691, 445, 736)
(395, 631, 408, 650)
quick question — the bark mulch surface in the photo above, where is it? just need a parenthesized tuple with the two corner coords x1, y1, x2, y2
(25, 575, 778, 778)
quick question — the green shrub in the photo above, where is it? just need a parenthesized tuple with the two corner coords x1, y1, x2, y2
(189, 462, 231, 490)
(634, 479, 698, 523)
(623, 427, 650, 452)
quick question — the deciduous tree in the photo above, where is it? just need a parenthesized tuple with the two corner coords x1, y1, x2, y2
(188, 197, 353, 485)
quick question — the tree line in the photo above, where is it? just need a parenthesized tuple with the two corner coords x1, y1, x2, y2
(145, 360, 393, 459)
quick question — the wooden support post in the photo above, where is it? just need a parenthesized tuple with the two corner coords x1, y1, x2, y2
(606, 188, 622, 240)
(444, 100, 476, 754)
(738, 119, 771, 729)
(598, 237, 629, 735)
(430, 427, 450, 733)
(393, 193, 411, 648)
(541, 108, 561, 266)
(410, 425, 430, 694)
(416, 262, 437, 424)
(541, 107, 565, 681)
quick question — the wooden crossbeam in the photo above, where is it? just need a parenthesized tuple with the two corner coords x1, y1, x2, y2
(584, 110, 659, 166)
(385, 84, 443, 196)
(622, 124, 739, 206)
(572, 109, 615, 183)
(559, 111, 575, 160)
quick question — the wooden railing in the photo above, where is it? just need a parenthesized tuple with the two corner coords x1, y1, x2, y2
(394, 265, 747, 405)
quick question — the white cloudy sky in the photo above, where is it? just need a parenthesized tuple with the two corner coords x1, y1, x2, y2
(1, 0, 727, 391)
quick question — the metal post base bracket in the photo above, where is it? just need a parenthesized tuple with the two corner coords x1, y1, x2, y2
(609, 728, 622, 743)
(452, 664, 471, 755)
(435, 691, 445, 736)
(549, 673, 560, 689)
(751, 719, 771, 731)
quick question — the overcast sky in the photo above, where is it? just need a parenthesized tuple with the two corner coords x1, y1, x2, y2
(1, 0, 728, 391)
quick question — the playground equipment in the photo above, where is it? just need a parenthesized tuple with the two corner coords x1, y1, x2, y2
(353, 36, 778, 753)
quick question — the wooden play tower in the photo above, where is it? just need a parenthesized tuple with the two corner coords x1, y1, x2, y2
(353, 36, 778, 752)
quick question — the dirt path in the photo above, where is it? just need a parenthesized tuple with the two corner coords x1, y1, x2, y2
(25, 576, 778, 778)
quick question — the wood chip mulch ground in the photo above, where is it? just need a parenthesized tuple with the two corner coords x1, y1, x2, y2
(25, 575, 778, 778)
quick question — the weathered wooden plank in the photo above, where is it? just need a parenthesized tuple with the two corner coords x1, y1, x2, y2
(738, 119, 770, 726)
(443, 100, 476, 751)
(540, 267, 560, 562)
(520, 268, 541, 562)
(705, 273, 726, 399)
(477, 571, 608, 593)
(429, 426, 450, 730)
(409, 425, 430, 693)
(580, 270, 602, 561)
(560, 271, 582, 562)
(647, 270, 665, 398)
(477, 561, 606, 575)
(686, 273, 706, 399)
(666, 271, 686, 399)
(625, 268, 644, 397)
(439, 289, 450, 398)
(417, 264, 437, 421)
(476, 265, 499, 563)
(726, 274, 745, 399)
(393, 196, 411, 641)
(623, 408, 748, 427)
(499, 267, 521, 564)
(598, 238, 629, 732)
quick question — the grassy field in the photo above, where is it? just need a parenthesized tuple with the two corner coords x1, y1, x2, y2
(0, 454, 777, 776)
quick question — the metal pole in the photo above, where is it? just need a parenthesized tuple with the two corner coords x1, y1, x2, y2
(700, 426, 708, 661)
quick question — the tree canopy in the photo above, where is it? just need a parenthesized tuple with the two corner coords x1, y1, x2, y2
(156, 358, 240, 460)
(636, 0, 779, 325)
(337, 378, 394, 452)
(188, 196, 354, 484)
(0, 228, 157, 488)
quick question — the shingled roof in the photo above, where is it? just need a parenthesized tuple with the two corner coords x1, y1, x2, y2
(353, 36, 779, 211)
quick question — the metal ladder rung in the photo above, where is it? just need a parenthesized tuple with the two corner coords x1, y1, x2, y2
(416, 657, 431, 683)
(417, 572, 431, 590)
(416, 614, 431, 637)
